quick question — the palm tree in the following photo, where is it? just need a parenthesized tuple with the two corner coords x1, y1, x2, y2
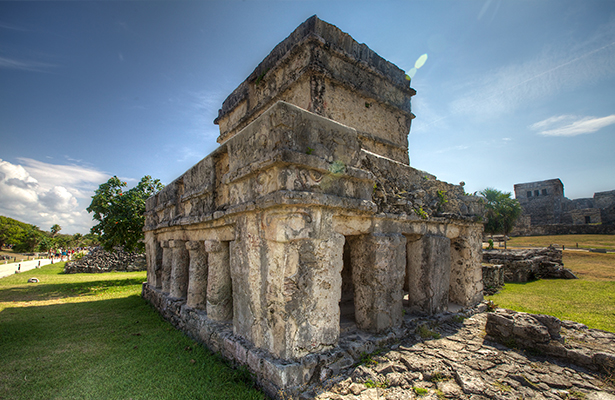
(50, 224, 62, 238)
(480, 188, 522, 249)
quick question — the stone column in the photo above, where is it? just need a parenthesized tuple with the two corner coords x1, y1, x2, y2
(205, 240, 232, 321)
(406, 235, 451, 315)
(230, 209, 345, 360)
(186, 240, 208, 310)
(145, 234, 161, 289)
(350, 233, 407, 333)
(160, 240, 173, 294)
(169, 239, 189, 299)
(449, 225, 484, 306)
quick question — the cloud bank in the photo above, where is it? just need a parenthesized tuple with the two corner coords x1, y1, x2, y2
(0, 158, 109, 234)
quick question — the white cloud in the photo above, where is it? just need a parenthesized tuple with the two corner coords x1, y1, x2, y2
(0, 158, 110, 234)
(0, 56, 57, 72)
(530, 114, 615, 137)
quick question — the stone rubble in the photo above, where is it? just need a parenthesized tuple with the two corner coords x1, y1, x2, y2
(483, 246, 577, 283)
(310, 307, 615, 400)
(63, 247, 146, 273)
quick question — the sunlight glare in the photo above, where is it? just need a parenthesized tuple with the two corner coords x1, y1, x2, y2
(415, 53, 428, 69)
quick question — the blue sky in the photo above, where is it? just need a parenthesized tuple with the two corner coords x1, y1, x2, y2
(1, 1, 614, 234)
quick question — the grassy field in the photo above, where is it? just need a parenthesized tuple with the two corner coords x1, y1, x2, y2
(0, 263, 266, 400)
(487, 237, 615, 332)
(507, 234, 615, 250)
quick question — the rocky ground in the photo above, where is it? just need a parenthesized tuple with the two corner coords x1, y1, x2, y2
(311, 310, 615, 400)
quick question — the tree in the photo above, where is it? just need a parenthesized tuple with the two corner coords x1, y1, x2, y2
(12, 226, 43, 253)
(480, 188, 522, 249)
(87, 175, 163, 253)
(0, 216, 33, 249)
(50, 224, 62, 237)
(72, 233, 83, 247)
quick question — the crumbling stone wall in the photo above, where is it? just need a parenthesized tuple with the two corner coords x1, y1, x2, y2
(141, 16, 485, 398)
(482, 246, 577, 282)
(482, 265, 504, 295)
(64, 247, 146, 273)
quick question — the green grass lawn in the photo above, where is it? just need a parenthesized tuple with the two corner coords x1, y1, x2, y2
(507, 234, 615, 250)
(487, 238, 615, 333)
(0, 263, 266, 400)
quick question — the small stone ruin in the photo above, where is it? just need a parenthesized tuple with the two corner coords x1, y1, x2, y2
(483, 246, 577, 284)
(141, 16, 485, 397)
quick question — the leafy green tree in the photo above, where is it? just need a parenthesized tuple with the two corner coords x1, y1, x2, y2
(0, 216, 33, 249)
(480, 188, 522, 249)
(83, 233, 100, 247)
(12, 226, 43, 253)
(37, 236, 54, 252)
(87, 175, 163, 253)
(72, 233, 83, 247)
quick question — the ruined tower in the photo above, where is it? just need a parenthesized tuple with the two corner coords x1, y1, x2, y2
(142, 16, 484, 397)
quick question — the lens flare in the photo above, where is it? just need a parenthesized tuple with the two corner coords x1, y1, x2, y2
(406, 54, 428, 81)
(415, 53, 428, 69)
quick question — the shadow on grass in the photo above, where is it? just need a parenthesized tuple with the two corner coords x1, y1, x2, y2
(0, 277, 145, 302)
(0, 295, 266, 400)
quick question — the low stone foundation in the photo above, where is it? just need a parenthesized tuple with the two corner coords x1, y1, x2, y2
(483, 246, 577, 282)
(142, 283, 427, 397)
(486, 308, 615, 375)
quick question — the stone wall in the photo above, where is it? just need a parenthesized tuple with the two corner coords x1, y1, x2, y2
(482, 246, 577, 282)
(63, 247, 146, 273)
(482, 265, 504, 295)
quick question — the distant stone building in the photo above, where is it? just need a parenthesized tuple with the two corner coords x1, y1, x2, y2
(513, 179, 615, 235)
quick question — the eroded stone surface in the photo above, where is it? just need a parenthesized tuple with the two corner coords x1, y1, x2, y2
(313, 311, 615, 400)
(483, 246, 577, 283)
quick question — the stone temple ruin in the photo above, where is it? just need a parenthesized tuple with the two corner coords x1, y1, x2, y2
(513, 178, 615, 235)
(142, 16, 484, 397)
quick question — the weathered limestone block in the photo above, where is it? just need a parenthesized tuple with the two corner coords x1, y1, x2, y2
(186, 240, 208, 309)
(205, 240, 232, 321)
(406, 235, 451, 315)
(181, 157, 215, 220)
(160, 240, 173, 294)
(350, 233, 406, 332)
(449, 225, 484, 306)
(481, 264, 504, 295)
(231, 208, 345, 360)
(169, 239, 189, 299)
